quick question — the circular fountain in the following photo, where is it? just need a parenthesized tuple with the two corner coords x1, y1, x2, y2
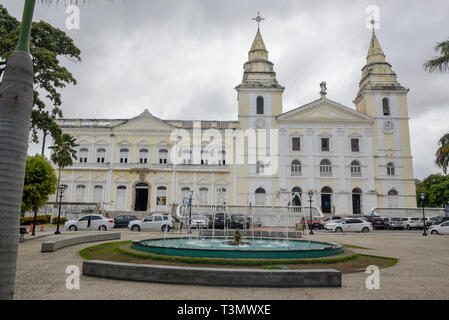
(132, 230, 343, 259)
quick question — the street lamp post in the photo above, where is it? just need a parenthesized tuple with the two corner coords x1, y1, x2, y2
(54, 185, 67, 235)
(420, 192, 427, 236)
(308, 190, 314, 235)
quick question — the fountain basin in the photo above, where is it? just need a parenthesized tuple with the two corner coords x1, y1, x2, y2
(132, 237, 343, 259)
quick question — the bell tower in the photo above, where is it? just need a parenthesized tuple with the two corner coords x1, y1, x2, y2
(354, 29, 416, 207)
(236, 13, 284, 132)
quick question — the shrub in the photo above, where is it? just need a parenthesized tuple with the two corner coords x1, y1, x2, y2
(51, 217, 67, 225)
(20, 214, 51, 225)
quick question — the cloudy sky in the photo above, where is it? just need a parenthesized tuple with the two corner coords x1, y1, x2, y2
(2, 0, 449, 180)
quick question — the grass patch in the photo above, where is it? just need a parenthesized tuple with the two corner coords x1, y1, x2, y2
(78, 240, 397, 274)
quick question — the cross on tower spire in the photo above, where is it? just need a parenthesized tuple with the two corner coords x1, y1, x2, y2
(252, 11, 265, 28)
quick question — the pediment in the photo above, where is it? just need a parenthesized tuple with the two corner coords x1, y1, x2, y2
(278, 98, 373, 123)
(214, 178, 230, 185)
(113, 109, 175, 131)
(178, 176, 193, 185)
(114, 174, 131, 183)
(154, 176, 170, 184)
(94, 139, 109, 145)
(92, 174, 107, 182)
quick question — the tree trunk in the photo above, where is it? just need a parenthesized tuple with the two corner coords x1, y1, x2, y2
(0, 50, 34, 299)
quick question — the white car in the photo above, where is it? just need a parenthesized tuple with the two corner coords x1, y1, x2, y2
(190, 215, 209, 228)
(325, 218, 373, 233)
(128, 213, 174, 232)
(403, 217, 422, 230)
(64, 214, 114, 231)
(429, 221, 449, 235)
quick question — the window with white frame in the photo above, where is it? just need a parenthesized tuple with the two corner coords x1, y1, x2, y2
(383, 97, 390, 116)
(292, 137, 301, 152)
(216, 187, 227, 204)
(387, 162, 395, 176)
(320, 159, 332, 175)
(291, 160, 302, 175)
(351, 138, 360, 153)
(79, 148, 89, 163)
(96, 148, 106, 163)
(92, 185, 104, 202)
(201, 149, 209, 165)
(75, 185, 86, 202)
(350, 160, 361, 176)
(158, 149, 168, 164)
(119, 148, 129, 163)
(138, 148, 149, 163)
(198, 187, 209, 204)
(321, 138, 330, 152)
(255, 188, 266, 205)
(156, 186, 167, 206)
(256, 161, 264, 174)
(218, 150, 226, 165)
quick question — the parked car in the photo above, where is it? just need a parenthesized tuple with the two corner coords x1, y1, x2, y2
(213, 213, 231, 229)
(300, 217, 324, 229)
(429, 221, 449, 235)
(64, 214, 114, 231)
(371, 217, 386, 229)
(113, 215, 137, 228)
(325, 218, 373, 233)
(384, 217, 406, 230)
(403, 217, 423, 230)
(323, 216, 342, 223)
(190, 215, 209, 228)
(229, 215, 250, 229)
(128, 213, 174, 232)
(429, 216, 449, 227)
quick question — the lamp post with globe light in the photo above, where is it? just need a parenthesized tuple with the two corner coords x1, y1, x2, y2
(54, 185, 67, 235)
(308, 190, 314, 235)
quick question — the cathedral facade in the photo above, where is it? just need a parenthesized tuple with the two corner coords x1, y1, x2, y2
(54, 25, 417, 215)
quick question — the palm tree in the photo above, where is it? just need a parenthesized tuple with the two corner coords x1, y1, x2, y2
(424, 39, 449, 73)
(49, 133, 79, 189)
(435, 133, 449, 174)
(0, 0, 36, 300)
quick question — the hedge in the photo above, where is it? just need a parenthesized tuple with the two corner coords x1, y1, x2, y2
(20, 215, 51, 225)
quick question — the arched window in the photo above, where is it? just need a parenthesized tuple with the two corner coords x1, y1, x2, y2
(256, 96, 264, 115)
(79, 148, 89, 163)
(96, 148, 106, 163)
(156, 186, 167, 206)
(60, 184, 68, 201)
(138, 148, 149, 164)
(320, 159, 332, 175)
(92, 185, 104, 202)
(198, 187, 209, 204)
(255, 187, 266, 205)
(350, 160, 361, 176)
(216, 187, 227, 204)
(383, 97, 390, 116)
(200, 149, 208, 165)
(119, 148, 129, 163)
(181, 187, 191, 202)
(182, 148, 192, 164)
(291, 160, 302, 175)
(75, 185, 86, 202)
(387, 189, 399, 207)
(387, 162, 395, 176)
(321, 186, 333, 214)
(116, 185, 127, 210)
(158, 149, 168, 164)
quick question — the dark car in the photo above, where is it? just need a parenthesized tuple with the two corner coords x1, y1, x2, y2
(371, 217, 386, 229)
(213, 213, 231, 229)
(230, 215, 250, 229)
(114, 215, 138, 228)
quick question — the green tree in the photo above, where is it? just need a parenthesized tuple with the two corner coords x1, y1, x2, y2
(22, 154, 57, 234)
(435, 133, 449, 174)
(416, 174, 449, 207)
(0, 4, 81, 145)
(424, 39, 449, 73)
(49, 133, 79, 188)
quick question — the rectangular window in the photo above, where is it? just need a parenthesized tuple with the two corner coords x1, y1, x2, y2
(351, 139, 360, 152)
(292, 137, 301, 151)
(321, 138, 329, 152)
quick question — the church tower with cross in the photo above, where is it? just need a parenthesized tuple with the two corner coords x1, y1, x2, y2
(354, 29, 417, 207)
(236, 13, 284, 130)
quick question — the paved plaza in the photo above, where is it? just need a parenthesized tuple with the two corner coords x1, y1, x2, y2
(13, 228, 449, 300)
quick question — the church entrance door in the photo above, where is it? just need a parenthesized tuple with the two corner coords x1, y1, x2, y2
(134, 183, 149, 211)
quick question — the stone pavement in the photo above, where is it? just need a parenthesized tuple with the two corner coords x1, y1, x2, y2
(13, 229, 449, 299)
